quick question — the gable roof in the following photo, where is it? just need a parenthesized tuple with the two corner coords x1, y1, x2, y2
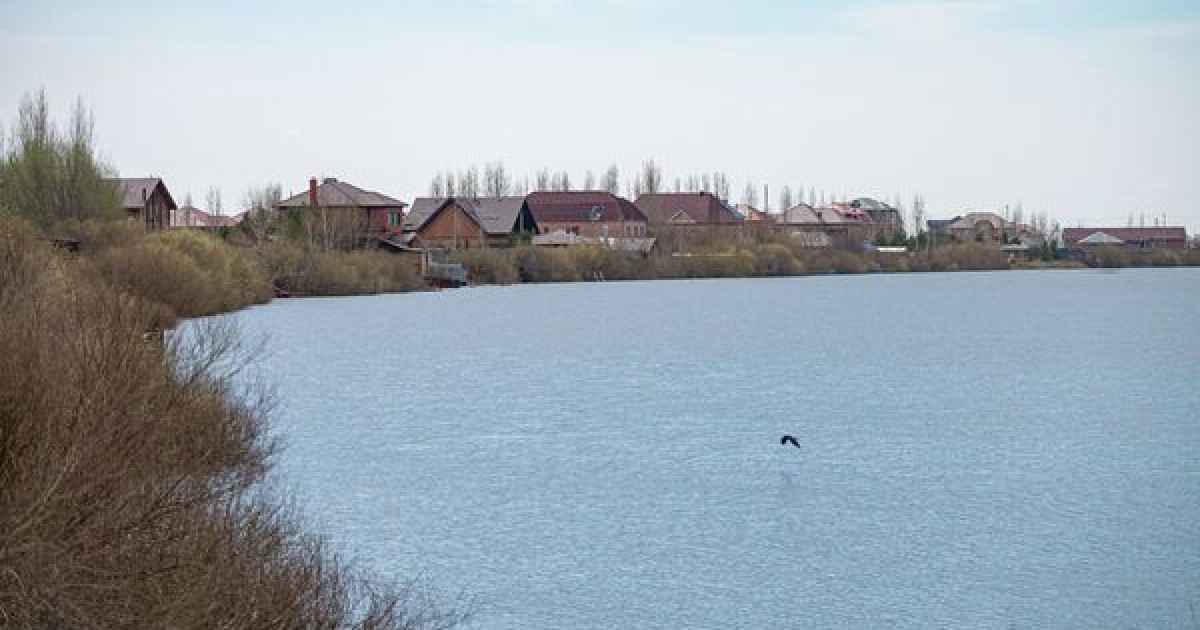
(525, 191, 646, 224)
(1077, 231, 1125, 245)
(111, 177, 177, 211)
(406, 196, 534, 235)
(634, 192, 742, 225)
(278, 178, 405, 208)
(948, 212, 1005, 231)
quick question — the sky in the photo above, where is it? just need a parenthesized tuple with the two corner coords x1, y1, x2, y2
(1, 0, 1198, 232)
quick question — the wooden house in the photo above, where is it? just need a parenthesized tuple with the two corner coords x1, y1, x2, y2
(113, 177, 176, 231)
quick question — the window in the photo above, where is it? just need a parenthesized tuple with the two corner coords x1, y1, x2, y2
(388, 211, 401, 228)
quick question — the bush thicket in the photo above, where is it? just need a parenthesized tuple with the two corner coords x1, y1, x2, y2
(0, 214, 468, 630)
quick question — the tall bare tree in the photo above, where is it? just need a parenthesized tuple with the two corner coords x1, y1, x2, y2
(430, 173, 446, 197)
(712, 172, 730, 201)
(583, 170, 596, 191)
(484, 161, 510, 197)
(535, 169, 551, 191)
(601, 164, 619, 194)
(459, 167, 480, 199)
(550, 171, 571, 192)
(742, 182, 758, 208)
(779, 186, 793, 212)
(205, 186, 223, 217)
(638, 159, 662, 195)
(241, 183, 282, 245)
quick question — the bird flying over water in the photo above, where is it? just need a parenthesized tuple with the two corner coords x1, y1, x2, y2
(781, 435, 800, 448)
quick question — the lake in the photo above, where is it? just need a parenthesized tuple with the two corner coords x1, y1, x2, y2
(229, 268, 1200, 629)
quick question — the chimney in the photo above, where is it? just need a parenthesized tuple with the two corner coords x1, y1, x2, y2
(308, 177, 318, 207)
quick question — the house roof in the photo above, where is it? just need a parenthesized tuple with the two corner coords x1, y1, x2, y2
(1063, 226, 1186, 244)
(111, 177, 177, 211)
(277, 178, 405, 208)
(948, 212, 1005, 231)
(525, 191, 646, 224)
(634, 192, 742, 225)
(406, 196, 533, 235)
(170, 205, 240, 228)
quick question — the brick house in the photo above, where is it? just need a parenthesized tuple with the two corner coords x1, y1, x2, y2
(1063, 226, 1187, 250)
(112, 177, 176, 231)
(525, 191, 647, 239)
(634, 192, 742, 229)
(404, 196, 538, 249)
(277, 177, 407, 246)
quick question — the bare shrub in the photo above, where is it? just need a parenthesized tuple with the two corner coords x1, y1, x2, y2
(258, 243, 421, 296)
(926, 244, 1009, 271)
(85, 229, 272, 318)
(457, 248, 519, 285)
(566, 246, 652, 281)
(750, 243, 803, 276)
(512, 246, 582, 283)
(0, 215, 468, 629)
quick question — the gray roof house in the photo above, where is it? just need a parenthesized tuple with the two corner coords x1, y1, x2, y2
(111, 177, 177, 230)
(405, 196, 539, 247)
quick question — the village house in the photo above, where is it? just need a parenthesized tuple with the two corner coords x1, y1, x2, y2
(846, 197, 902, 238)
(403, 196, 538, 249)
(634, 192, 742, 252)
(276, 177, 407, 246)
(634, 192, 743, 230)
(777, 202, 865, 246)
(170, 205, 242, 230)
(524, 191, 647, 239)
(111, 177, 177, 231)
(944, 212, 1006, 242)
(1062, 226, 1188, 251)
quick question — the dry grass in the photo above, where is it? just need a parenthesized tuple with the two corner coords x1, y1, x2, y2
(0, 215, 469, 629)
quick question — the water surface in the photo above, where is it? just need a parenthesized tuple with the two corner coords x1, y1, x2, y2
(232, 268, 1200, 629)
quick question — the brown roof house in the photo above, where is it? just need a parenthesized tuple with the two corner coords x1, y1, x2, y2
(634, 192, 742, 251)
(112, 177, 177, 230)
(525, 191, 648, 239)
(1063, 226, 1187, 250)
(634, 192, 743, 228)
(404, 196, 539, 249)
(277, 177, 407, 248)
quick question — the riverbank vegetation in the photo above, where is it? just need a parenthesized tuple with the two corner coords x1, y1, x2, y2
(1, 93, 468, 629)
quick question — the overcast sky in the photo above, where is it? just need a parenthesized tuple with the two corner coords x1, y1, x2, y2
(2, 0, 1198, 232)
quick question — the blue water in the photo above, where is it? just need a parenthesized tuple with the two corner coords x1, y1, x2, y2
(229, 268, 1200, 629)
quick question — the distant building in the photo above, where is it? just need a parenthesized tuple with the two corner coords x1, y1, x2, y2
(1062, 226, 1187, 250)
(404, 196, 538, 248)
(170, 205, 242, 230)
(277, 177, 407, 245)
(946, 212, 1006, 242)
(111, 177, 177, 231)
(524, 191, 647, 239)
(777, 202, 860, 245)
(847, 197, 902, 238)
(634, 192, 742, 228)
